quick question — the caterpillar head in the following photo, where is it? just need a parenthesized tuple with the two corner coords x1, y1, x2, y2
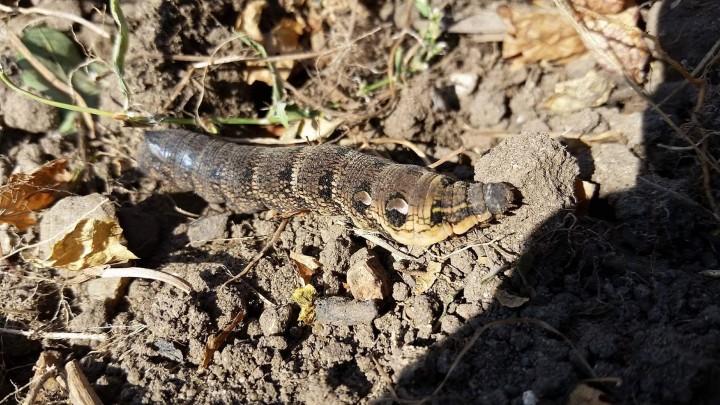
(363, 172, 514, 247)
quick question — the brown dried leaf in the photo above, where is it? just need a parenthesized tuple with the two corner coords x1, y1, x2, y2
(495, 289, 529, 308)
(235, 0, 265, 41)
(238, 6, 307, 86)
(570, 0, 648, 83)
(244, 60, 294, 86)
(414, 261, 442, 294)
(572, 0, 633, 15)
(0, 159, 71, 230)
(290, 251, 320, 285)
(567, 383, 612, 405)
(272, 17, 305, 53)
(200, 309, 245, 371)
(499, 5, 587, 65)
(46, 218, 138, 271)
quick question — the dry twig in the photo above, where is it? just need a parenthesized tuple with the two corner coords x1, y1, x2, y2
(0, 5, 111, 38)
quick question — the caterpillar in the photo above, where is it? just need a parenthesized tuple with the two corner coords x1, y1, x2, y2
(138, 130, 514, 247)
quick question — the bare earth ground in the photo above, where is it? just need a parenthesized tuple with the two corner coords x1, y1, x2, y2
(1, 0, 720, 404)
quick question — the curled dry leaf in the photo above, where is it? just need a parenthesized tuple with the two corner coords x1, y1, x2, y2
(494, 289, 530, 308)
(567, 383, 612, 405)
(0, 159, 71, 230)
(236, 0, 307, 85)
(572, 0, 632, 17)
(569, 0, 649, 83)
(201, 309, 246, 371)
(45, 218, 138, 271)
(499, 5, 587, 66)
(279, 117, 344, 142)
(290, 250, 321, 285)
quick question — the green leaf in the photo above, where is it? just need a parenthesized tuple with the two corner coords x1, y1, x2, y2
(17, 27, 101, 106)
(268, 101, 290, 128)
(414, 0, 433, 18)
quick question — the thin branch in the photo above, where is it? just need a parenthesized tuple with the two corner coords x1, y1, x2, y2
(0, 328, 107, 341)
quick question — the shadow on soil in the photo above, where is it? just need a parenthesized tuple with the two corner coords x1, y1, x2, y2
(389, 3, 720, 404)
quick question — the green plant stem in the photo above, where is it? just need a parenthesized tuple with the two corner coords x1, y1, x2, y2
(109, 0, 131, 108)
(358, 77, 393, 96)
(1, 65, 311, 127)
(159, 110, 309, 126)
(0, 65, 118, 118)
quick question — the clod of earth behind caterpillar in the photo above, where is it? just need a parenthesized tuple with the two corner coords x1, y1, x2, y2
(138, 130, 516, 247)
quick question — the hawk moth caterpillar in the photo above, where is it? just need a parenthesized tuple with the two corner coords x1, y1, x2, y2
(138, 130, 514, 247)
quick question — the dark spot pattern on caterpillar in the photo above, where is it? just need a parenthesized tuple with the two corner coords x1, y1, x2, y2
(138, 130, 515, 247)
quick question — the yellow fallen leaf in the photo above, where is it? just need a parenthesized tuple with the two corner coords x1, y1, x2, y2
(414, 261, 442, 294)
(46, 218, 138, 271)
(292, 284, 317, 325)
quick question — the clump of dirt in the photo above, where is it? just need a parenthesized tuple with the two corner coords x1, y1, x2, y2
(2, 0, 720, 404)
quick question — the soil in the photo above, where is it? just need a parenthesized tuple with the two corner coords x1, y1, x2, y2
(2, 0, 720, 404)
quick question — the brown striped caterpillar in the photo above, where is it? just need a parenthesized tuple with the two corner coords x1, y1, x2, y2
(138, 130, 513, 246)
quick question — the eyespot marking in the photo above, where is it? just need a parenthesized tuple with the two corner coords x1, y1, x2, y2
(386, 197, 409, 215)
(354, 191, 372, 206)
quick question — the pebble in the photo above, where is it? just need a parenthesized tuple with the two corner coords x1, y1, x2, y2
(347, 248, 390, 301)
(315, 296, 379, 325)
(259, 305, 294, 336)
(187, 213, 229, 245)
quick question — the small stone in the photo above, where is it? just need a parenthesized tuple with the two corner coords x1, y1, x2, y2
(449, 72, 479, 97)
(259, 335, 288, 350)
(259, 305, 294, 336)
(347, 248, 390, 301)
(246, 319, 263, 338)
(0, 225, 19, 256)
(2, 91, 60, 133)
(548, 109, 601, 134)
(468, 89, 507, 127)
(392, 282, 411, 302)
(187, 213, 229, 245)
(463, 268, 486, 303)
(440, 314, 463, 335)
(405, 295, 439, 327)
(315, 296, 379, 325)
(455, 303, 483, 320)
(13, 143, 44, 174)
(591, 143, 641, 199)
